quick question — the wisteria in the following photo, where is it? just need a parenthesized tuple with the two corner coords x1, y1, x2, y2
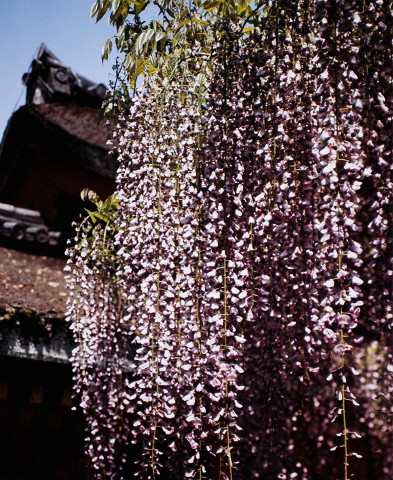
(66, 2, 392, 480)
(66, 195, 132, 479)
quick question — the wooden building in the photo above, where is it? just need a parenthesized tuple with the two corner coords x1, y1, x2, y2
(0, 44, 117, 479)
(0, 43, 116, 246)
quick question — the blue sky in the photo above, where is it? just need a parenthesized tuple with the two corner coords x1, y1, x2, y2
(0, 0, 127, 137)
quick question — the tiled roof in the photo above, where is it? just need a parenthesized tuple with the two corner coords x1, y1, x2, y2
(30, 102, 110, 151)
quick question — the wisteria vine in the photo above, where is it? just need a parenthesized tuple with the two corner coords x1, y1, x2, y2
(66, 2, 392, 480)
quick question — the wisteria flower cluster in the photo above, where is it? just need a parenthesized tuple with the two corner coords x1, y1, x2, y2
(66, 1, 392, 479)
(66, 193, 132, 479)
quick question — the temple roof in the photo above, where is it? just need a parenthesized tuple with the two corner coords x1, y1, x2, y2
(29, 102, 110, 150)
(0, 102, 116, 181)
(0, 43, 116, 249)
(22, 43, 107, 108)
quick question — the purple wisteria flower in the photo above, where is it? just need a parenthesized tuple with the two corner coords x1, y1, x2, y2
(66, 2, 393, 479)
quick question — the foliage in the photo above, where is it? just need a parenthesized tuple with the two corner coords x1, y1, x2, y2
(91, 0, 266, 112)
(66, 1, 393, 480)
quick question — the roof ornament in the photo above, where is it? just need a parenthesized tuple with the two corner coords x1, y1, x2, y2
(22, 43, 107, 108)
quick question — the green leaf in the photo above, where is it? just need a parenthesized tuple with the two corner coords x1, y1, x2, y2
(104, 102, 114, 115)
(121, 81, 130, 100)
(236, 0, 253, 16)
(202, 0, 223, 12)
(81, 189, 102, 205)
(103, 194, 119, 214)
(134, 58, 147, 77)
(101, 38, 113, 60)
(95, 0, 111, 22)
(135, 0, 148, 15)
(90, 1, 100, 19)
(154, 32, 167, 42)
(242, 25, 255, 34)
(124, 52, 134, 70)
(190, 16, 209, 26)
(97, 106, 105, 125)
(84, 210, 97, 224)
(111, 0, 121, 12)
(176, 17, 191, 30)
(150, 20, 163, 30)
(146, 63, 159, 74)
(134, 29, 157, 55)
